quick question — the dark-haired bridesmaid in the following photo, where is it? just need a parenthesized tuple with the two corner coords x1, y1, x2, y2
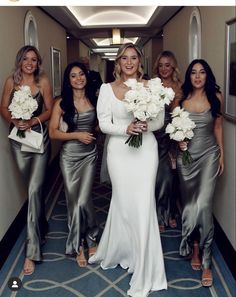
(49, 62, 98, 267)
(177, 59, 224, 287)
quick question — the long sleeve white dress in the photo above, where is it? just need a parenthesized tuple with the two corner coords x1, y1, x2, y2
(89, 83, 167, 297)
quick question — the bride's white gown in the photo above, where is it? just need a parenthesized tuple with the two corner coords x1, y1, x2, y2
(89, 83, 167, 297)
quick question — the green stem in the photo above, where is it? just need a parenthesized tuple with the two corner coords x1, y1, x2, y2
(125, 133, 142, 148)
(16, 129, 25, 138)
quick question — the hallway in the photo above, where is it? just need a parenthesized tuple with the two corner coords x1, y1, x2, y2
(0, 154, 235, 297)
(0, 4, 235, 297)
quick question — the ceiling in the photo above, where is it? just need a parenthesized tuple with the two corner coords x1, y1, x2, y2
(41, 6, 182, 60)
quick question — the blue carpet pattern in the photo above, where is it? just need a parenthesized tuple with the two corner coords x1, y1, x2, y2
(0, 158, 235, 297)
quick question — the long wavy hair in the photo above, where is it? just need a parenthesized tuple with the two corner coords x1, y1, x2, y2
(60, 61, 95, 131)
(181, 59, 221, 117)
(13, 45, 42, 85)
(113, 43, 144, 80)
(153, 50, 181, 82)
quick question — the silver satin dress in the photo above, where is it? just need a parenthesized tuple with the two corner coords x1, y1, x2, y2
(10, 91, 50, 262)
(177, 109, 220, 269)
(60, 110, 98, 255)
(154, 106, 176, 226)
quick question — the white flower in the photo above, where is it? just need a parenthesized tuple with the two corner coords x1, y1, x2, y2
(147, 77, 163, 92)
(123, 78, 175, 148)
(134, 110, 147, 121)
(8, 85, 38, 120)
(180, 110, 190, 119)
(171, 130, 185, 141)
(171, 106, 182, 117)
(123, 78, 175, 122)
(166, 106, 196, 165)
(165, 123, 175, 134)
(185, 130, 194, 139)
(165, 106, 196, 142)
(164, 87, 175, 103)
(124, 78, 138, 88)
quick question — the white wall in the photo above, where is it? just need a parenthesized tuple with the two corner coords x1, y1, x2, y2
(0, 7, 67, 241)
(163, 6, 236, 249)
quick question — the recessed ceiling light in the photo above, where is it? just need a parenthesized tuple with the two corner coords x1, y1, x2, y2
(92, 37, 139, 47)
(104, 53, 117, 56)
(92, 48, 119, 53)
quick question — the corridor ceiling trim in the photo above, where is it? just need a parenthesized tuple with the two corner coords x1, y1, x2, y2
(67, 6, 158, 27)
(40, 5, 183, 59)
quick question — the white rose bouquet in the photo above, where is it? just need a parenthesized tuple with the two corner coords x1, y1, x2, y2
(165, 106, 196, 165)
(123, 78, 175, 148)
(8, 86, 38, 138)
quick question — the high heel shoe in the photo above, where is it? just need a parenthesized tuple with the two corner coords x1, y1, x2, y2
(202, 268, 213, 287)
(191, 241, 201, 270)
(23, 258, 35, 275)
(76, 246, 87, 268)
(88, 245, 97, 259)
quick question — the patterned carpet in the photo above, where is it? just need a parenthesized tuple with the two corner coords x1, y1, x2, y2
(0, 155, 235, 297)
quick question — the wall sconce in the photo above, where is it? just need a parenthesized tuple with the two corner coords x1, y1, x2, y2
(112, 28, 121, 45)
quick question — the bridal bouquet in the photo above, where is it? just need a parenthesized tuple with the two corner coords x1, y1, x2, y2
(123, 78, 175, 148)
(165, 106, 196, 165)
(8, 86, 38, 138)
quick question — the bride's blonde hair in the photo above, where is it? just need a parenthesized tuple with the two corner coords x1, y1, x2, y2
(113, 43, 144, 80)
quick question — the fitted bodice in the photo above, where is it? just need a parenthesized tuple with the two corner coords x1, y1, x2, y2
(107, 84, 133, 126)
(187, 109, 219, 157)
(72, 109, 96, 133)
(62, 109, 97, 155)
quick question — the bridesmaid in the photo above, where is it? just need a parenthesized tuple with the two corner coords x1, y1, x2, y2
(49, 62, 99, 267)
(177, 59, 224, 287)
(0, 45, 53, 275)
(153, 50, 183, 232)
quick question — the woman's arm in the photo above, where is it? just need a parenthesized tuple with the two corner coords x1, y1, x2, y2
(97, 84, 128, 135)
(28, 75, 53, 127)
(170, 82, 183, 111)
(49, 99, 95, 144)
(214, 93, 224, 175)
(0, 77, 18, 125)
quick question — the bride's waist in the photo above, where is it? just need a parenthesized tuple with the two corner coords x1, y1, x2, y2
(109, 132, 156, 145)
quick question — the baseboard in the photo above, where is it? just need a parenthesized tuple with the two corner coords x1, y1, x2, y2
(214, 217, 236, 280)
(0, 200, 28, 269)
(0, 154, 60, 270)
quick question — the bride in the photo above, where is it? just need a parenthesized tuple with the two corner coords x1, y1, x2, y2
(89, 42, 167, 297)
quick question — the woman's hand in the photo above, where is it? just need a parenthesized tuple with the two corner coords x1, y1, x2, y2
(178, 141, 188, 151)
(218, 155, 224, 176)
(12, 119, 31, 131)
(126, 120, 147, 135)
(77, 132, 96, 144)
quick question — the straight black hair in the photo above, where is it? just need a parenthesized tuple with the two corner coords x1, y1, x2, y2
(181, 59, 221, 117)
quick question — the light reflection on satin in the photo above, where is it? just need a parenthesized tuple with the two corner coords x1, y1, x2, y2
(9, 91, 50, 261)
(154, 106, 176, 226)
(177, 110, 220, 269)
(60, 110, 98, 255)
